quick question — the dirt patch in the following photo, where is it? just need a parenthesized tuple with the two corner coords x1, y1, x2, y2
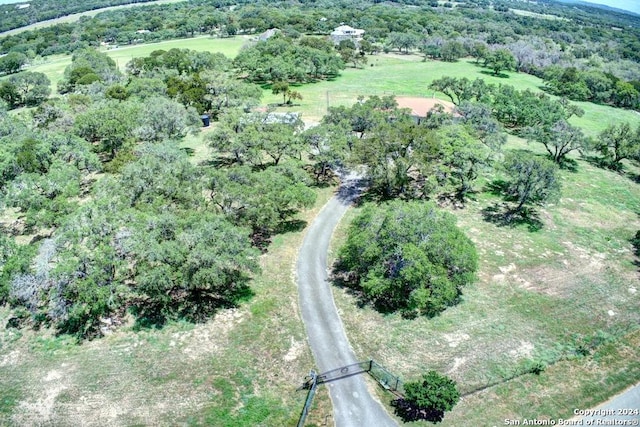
(283, 336, 304, 362)
(447, 357, 467, 374)
(13, 368, 71, 426)
(395, 96, 455, 117)
(181, 308, 245, 360)
(509, 341, 534, 359)
(443, 332, 470, 348)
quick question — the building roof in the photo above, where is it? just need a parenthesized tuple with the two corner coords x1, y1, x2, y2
(331, 25, 365, 36)
(258, 28, 280, 41)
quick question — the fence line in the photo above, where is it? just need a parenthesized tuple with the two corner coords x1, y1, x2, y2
(296, 360, 405, 426)
(297, 370, 318, 427)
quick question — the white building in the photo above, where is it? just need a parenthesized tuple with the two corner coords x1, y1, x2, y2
(330, 25, 365, 44)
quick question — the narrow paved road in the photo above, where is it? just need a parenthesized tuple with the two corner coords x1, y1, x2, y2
(296, 174, 397, 427)
(575, 382, 640, 424)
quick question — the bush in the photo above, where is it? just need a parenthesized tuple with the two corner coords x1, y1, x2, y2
(394, 371, 460, 422)
(335, 200, 477, 317)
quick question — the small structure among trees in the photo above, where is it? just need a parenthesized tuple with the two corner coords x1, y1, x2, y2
(330, 24, 365, 45)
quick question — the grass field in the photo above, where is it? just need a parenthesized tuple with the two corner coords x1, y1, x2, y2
(25, 36, 248, 93)
(329, 136, 640, 425)
(22, 39, 640, 136)
(262, 54, 640, 134)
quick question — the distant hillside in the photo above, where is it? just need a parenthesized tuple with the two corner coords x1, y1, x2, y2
(554, 0, 640, 16)
(0, 0, 161, 33)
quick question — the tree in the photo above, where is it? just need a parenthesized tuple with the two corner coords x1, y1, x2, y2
(58, 48, 121, 94)
(271, 81, 302, 105)
(596, 122, 640, 169)
(429, 77, 474, 106)
(105, 84, 129, 101)
(132, 211, 259, 323)
(135, 97, 200, 142)
(440, 40, 465, 62)
(302, 123, 349, 182)
(470, 41, 489, 64)
(0, 81, 19, 109)
(338, 44, 367, 69)
(484, 48, 516, 76)
(209, 110, 305, 167)
(396, 371, 460, 422)
(207, 164, 316, 241)
(455, 101, 507, 151)
(200, 71, 262, 120)
(74, 100, 140, 159)
(5, 160, 82, 228)
(436, 124, 493, 200)
(503, 151, 561, 215)
(386, 32, 420, 54)
(0, 72, 50, 108)
(612, 80, 640, 109)
(336, 200, 477, 317)
(0, 52, 27, 75)
(351, 114, 440, 199)
(524, 120, 588, 165)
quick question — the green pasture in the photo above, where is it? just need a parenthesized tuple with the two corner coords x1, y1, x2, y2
(263, 54, 640, 133)
(264, 55, 545, 121)
(103, 35, 248, 72)
(25, 35, 248, 93)
(21, 40, 640, 134)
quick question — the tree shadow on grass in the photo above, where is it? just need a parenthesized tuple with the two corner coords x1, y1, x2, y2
(330, 266, 369, 309)
(391, 399, 445, 424)
(179, 147, 195, 157)
(481, 203, 543, 232)
(273, 219, 307, 234)
(583, 155, 640, 183)
(484, 178, 508, 195)
(630, 230, 640, 268)
(130, 285, 255, 331)
(480, 70, 510, 79)
(558, 157, 579, 172)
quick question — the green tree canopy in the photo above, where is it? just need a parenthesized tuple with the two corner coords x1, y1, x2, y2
(484, 48, 516, 76)
(336, 200, 477, 317)
(0, 71, 50, 109)
(596, 122, 640, 169)
(396, 371, 460, 423)
(523, 119, 588, 165)
(503, 151, 561, 214)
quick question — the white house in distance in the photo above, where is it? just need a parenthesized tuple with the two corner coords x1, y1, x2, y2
(330, 25, 365, 44)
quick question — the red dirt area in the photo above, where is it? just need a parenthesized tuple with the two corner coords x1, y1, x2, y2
(395, 96, 455, 117)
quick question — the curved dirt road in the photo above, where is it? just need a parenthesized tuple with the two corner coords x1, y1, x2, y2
(296, 174, 397, 427)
